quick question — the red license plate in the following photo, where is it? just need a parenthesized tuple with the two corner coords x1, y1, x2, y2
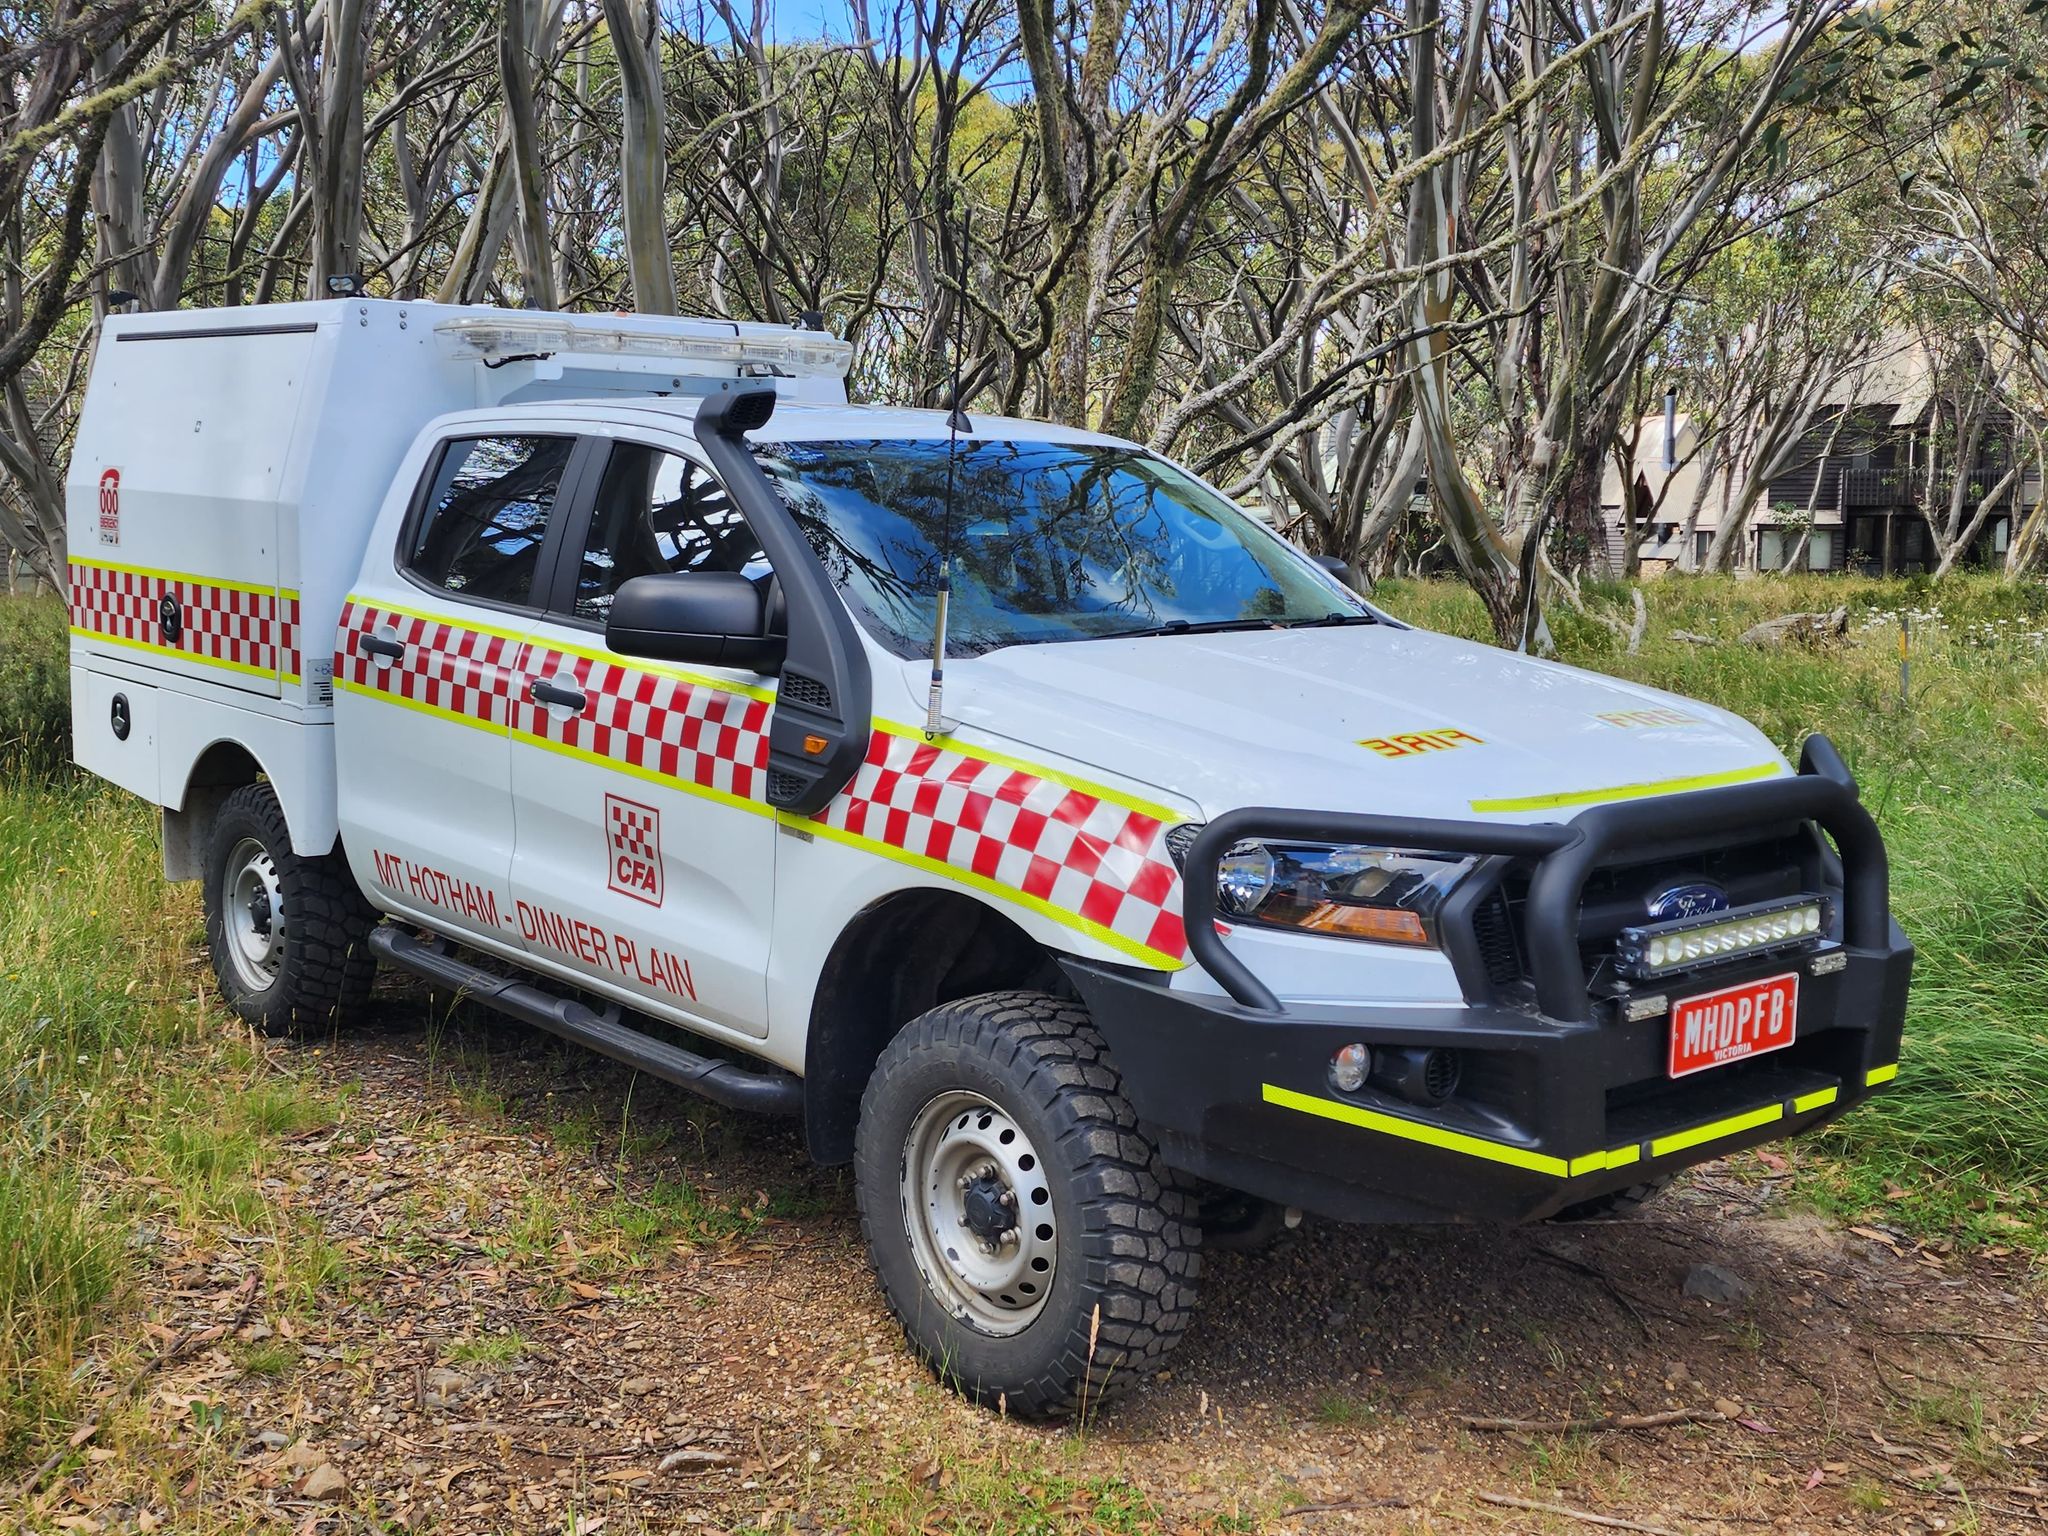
(1668, 972, 1799, 1078)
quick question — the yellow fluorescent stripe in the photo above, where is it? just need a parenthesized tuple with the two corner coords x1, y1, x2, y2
(1261, 1084, 1571, 1177)
(1567, 1145, 1643, 1176)
(1794, 1086, 1840, 1113)
(333, 674, 508, 734)
(1469, 760, 1783, 815)
(790, 813, 1179, 969)
(871, 717, 1186, 825)
(69, 555, 284, 600)
(1651, 1103, 1783, 1159)
(346, 594, 777, 704)
(1866, 1062, 1899, 1087)
(334, 675, 772, 821)
(71, 625, 276, 681)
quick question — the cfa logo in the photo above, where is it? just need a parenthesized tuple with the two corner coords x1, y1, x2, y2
(605, 793, 663, 907)
(98, 467, 121, 546)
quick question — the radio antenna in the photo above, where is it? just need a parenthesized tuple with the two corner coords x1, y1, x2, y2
(926, 190, 973, 738)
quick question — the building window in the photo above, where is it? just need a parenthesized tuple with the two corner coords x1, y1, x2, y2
(1807, 530, 1834, 570)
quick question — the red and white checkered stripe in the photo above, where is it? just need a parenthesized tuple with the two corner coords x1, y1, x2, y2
(337, 600, 523, 724)
(514, 643, 773, 802)
(69, 561, 299, 680)
(817, 730, 1187, 963)
(337, 602, 1189, 966)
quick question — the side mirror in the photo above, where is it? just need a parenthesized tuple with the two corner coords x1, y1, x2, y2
(606, 571, 784, 673)
(1312, 552, 1369, 594)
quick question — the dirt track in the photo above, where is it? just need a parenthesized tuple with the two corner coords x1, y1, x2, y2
(39, 996, 2048, 1534)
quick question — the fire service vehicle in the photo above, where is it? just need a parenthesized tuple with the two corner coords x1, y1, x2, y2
(66, 300, 1911, 1415)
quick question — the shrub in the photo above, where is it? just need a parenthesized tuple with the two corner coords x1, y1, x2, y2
(0, 594, 69, 775)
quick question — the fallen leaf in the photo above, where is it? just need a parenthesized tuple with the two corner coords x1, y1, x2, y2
(1804, 1466, 1825, 1489)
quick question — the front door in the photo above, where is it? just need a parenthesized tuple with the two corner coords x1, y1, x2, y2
(335, 430, 580, 949)
(505, 433, 780, 1039)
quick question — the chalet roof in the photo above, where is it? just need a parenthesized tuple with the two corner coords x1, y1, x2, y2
(1820, 333, 1933, 425)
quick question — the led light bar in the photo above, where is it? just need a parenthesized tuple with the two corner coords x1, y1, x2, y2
(1615, 894, 1831, 980)
(433, 314, 852, 378)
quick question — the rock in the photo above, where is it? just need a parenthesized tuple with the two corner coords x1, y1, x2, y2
(621, 1375, 659, 1397)
(1683, 1263, 1754, 1304)
(1739, 606, 1848, 648)
(279, 1440, 329, 1470)
(255, 1429, 290, 1451)
(300, 1462, 349, 1501)
(1714, 1396, 1745, 1419)
(1670, 629, 1717, 645)
(421, 1367, 470, 1408)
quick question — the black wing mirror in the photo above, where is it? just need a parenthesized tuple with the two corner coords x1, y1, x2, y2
(1312, 552, 1369, 594)
(606, 571, 785, 673)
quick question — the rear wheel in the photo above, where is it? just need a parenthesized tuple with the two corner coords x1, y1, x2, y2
(202, 782, 378, 1036)
(854, 991, 1201, 1419)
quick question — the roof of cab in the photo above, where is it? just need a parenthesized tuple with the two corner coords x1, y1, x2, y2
(435, 395, 1135, 450)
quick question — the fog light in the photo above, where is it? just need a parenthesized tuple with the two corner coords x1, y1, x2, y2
(1329, 1042, 1372, 1094)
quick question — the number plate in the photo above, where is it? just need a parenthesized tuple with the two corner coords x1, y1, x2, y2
(1668, 972, 1799, 1079)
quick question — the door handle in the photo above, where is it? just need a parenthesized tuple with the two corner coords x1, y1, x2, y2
(360, 633, 405, 661)
(529, 678, 587, 712)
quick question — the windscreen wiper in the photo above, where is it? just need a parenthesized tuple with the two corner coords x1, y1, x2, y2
(1104, 618, 1283, 640)
(1282, 611, 1380, 629)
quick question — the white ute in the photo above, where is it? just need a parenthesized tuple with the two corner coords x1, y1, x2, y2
(68, 299, 1911, 1416)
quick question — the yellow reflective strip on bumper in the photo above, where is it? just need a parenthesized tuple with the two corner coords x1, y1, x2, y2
(1865, 1062, 1898, 1087)
(1650, 1103, 1783, 1159)
(1469, 761, 1783, 815)
(1568, 1145, 1642, 1176)
(1794, 1086, 1840, 1114)
(1261, 1084, 1571, 1177)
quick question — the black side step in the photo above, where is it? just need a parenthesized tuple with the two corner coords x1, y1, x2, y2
(370, 926, 804, 1116)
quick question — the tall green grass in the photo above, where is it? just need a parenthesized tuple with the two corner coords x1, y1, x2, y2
(0, 772, 340, 1467)
(1377, 574, 2048, 1241)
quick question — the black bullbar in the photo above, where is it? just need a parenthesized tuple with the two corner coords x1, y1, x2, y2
(1058, 734, 1913, 1226)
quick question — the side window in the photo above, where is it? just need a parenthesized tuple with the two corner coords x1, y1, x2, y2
(406, 434, 574, 606)
(573, 443, 770, 622)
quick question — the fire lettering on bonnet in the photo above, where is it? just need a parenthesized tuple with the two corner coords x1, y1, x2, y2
(1357, 728, 1484, 759)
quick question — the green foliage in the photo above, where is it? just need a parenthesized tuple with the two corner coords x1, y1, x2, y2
(0, 596, 70, 777)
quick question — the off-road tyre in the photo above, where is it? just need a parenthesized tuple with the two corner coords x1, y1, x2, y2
(854, 991, 1202, 1419)
(202, 782, 379, 1036)
(1552, 1175, 1674, 1222)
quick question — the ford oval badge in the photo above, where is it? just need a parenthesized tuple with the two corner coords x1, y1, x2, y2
(1647, 882, 1728, 921)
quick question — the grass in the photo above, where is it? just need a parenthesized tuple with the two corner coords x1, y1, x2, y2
(1373, 572, 2048, 1246)
(0, 772, 345, 1468)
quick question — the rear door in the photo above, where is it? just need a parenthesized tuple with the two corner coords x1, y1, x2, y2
(335, 429, 588, 949)
(504, 431, 779, 1038)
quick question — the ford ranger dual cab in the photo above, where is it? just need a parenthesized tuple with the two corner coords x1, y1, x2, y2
(65, 300, 1912, 1417)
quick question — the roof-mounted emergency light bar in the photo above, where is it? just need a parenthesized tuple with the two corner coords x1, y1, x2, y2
(433, 313, 852, 380)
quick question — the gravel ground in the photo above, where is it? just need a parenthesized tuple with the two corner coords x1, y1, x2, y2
(22, 994, 2048, 1535)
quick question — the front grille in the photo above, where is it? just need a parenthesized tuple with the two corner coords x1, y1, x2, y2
(1471, 891, 1522, 987)
(766, 770, 806, 804)
(1463, 825, 1825, 1004)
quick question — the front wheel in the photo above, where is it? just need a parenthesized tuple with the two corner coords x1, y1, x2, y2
(202, 782, 378, 1036)
(854, 992, 1201, 1419)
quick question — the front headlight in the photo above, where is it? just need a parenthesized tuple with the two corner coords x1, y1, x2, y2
(1209, 839, 1477, 947)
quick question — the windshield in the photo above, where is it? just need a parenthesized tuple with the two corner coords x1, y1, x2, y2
(752, 438, 1365, 658)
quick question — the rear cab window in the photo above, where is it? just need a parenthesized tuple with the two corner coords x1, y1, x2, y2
(404, 433, 576, 608)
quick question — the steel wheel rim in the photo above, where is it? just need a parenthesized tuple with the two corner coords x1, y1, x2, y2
(899, 1090, 1057, 1336)
(223, 836, 284, 992)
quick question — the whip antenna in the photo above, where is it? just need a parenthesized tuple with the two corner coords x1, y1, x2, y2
(926, 191, 973, 738)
